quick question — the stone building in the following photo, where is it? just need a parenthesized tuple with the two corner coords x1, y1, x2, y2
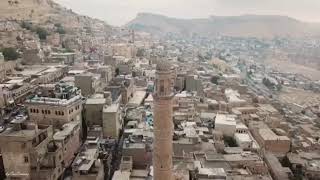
(53, 121, 81, 167)
(89, 66, 113, 85)
(122, 142, 148, 168)
(264, 153, 293, 180)
(0, 86, 14, 109)
(224, 152, 269, 175)
(25, 83, 83, 128)
(215, 114, 237, 137)
(72, 143, 104, 180)
(75, 73, 102, 97)
(106, 76, 135, 104)
(111, 43, 137, 58)
(48, 52, 75, 65)
(84, 96, 107, 126)
(0, 58, 16, 82)
(249, 121, 290, 154)
(102, 103, 122, 138)
(104, 55, 117, 67)
(185, 75, 203, 95)
(22, 49, 44, 65)
(0, 121, 64, 180)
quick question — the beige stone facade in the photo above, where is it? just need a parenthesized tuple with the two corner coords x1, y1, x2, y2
(0, 60, 16, 82)
(102, 103, 122, 138)
(111, 44, 137, 58)
(0, 124, 64, 180)
(75, 73, 102, 97)
(249, 121, 290, 154)
(72, 144, 104, 180)
(53, 121, 81, 167)
(25, 95, 83, 128)
(85, 97, 106, 126)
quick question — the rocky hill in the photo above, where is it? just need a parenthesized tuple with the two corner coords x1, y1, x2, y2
(126, 13, 320, 38)
(0, 0, 112, 49)
(0, 0, 111, 30)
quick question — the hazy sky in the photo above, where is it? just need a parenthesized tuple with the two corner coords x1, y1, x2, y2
(54, 0, 320, 26)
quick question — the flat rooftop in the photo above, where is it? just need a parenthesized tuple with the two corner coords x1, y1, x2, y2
(53, 121, 80, 140)
(104, 103, 119, 113)
(235, 133, 252, 142)
(112, 170, 130, 180)
(130, 169, 148, 178)
(236, 123, 248, 129)
(68, 70, 87, 75)
(257, 104, 279, 113)
(200, 112, 215, 120)
(259, 128, 289, 141)
(127, 90, 146, 107)
(123, 142, 146, 149)
(14, 66, 47, 76)
(234, 106, 257, 111)
(51, 52, 75, 56)
(14, 65, 66, 77)
(198, 167, 226, 178)
(0, 125, 49, 140)
(5, 78, 24, 84)
(60, 76, 75, 82)
(215, 114, 236, 126)
(224, 152, 261, 162)
(73, 146, 100, 172)
(25, 94, 82, 106)
(0, 129, 36, 138)
(86, 98, 106, 105)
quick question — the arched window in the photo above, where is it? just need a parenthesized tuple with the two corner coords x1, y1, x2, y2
(160, 80, 164, 93)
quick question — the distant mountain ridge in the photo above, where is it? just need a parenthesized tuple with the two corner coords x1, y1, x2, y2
(126, 13, 320, 38)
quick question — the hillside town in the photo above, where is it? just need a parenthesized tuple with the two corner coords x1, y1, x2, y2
(0, 0, 320, 180)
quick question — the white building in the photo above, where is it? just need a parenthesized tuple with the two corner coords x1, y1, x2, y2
(225, 88, 246, 107)
(234, 133, 253, 149)
(215, 114, 236, 137)
(236, 123, 249, 134)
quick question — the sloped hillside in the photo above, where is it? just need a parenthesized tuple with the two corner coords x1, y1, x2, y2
(0, 0, 111, 31)
(0, 0, 112, 48)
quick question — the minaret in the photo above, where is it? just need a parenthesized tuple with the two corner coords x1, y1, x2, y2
(153, 60, 173, 180)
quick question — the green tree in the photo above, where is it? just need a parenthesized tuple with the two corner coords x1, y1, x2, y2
(54, 23, 62, 28)
(36, 27, 48, 40)
(62, 48, 74, 53)
(136, 48, 145, 57)
(54, 23, 66, 34)
(211, 75, 220, 84)
(1, 47, 19, 61)
(20, 21, 33, 30)
(56, 26, 66, 34)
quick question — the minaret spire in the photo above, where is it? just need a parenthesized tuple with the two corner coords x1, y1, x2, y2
(153, 60, 174, 180)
